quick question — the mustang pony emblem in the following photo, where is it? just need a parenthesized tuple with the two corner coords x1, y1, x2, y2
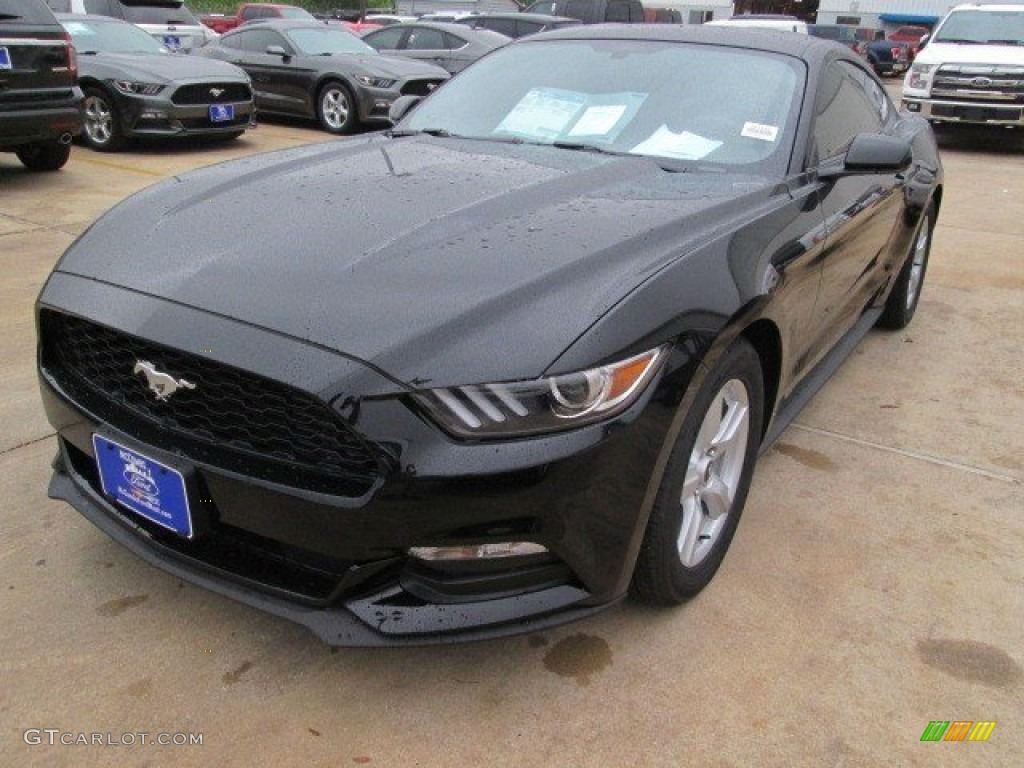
(209, 87, 225, 98)
(133, 360, 196, 401)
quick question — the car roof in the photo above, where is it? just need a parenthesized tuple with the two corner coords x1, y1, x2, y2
(467, 13, 580, 23)
(531, 23, 834, 64)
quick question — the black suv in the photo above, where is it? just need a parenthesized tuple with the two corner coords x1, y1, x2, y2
(1, 0, 82, 171)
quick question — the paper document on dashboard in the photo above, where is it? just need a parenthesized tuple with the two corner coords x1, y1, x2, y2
(631, 126, 723, 160)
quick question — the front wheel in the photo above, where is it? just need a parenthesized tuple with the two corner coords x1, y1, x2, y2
(878, 201, 935, 329)
(82, 87, 124, 151)
(632, 337, 764, 604)
(316, 81, 357, 135)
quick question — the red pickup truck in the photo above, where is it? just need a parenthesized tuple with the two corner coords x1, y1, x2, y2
(200, 3, 316, 34)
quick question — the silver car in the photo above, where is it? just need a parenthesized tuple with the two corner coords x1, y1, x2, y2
(361, 22, 509, 75)
(47, 0, 217, 51)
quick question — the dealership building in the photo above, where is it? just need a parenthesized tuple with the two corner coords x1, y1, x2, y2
(815, 0, 1024, 30)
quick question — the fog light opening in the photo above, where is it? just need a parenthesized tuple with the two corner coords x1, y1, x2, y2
(409, 542, 549, 561)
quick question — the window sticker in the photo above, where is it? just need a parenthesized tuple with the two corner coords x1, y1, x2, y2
(741, 122, 779, 142)
(497, 88, 588, 140)
(568, 105, 628, 137)
(631, 126, 723, 160)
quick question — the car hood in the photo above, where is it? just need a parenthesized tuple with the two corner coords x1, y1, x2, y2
(915, 41, 1024, 67)
(53, 136, 772, 389)
(79, 52, 247, 82)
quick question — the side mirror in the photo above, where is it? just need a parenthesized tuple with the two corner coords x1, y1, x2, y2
(266, 45, 289, 58)
(819, 133, 912, 179)
(388, 94, 423, 124)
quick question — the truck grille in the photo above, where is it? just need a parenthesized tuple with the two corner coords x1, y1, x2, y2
(932, 65, 1024, 105)
(170, 83, 252, 105)
(40, 311, 384, 494)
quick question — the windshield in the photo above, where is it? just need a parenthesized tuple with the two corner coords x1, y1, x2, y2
(399, 40, 803, 169)
(933, 10, 1024, 44)
(61, 19, 168, 54)
(288, 27, 377, 55)
(121, 3, 200, 25)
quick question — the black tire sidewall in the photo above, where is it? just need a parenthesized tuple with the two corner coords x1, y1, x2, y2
(15, 140, 71, 171)
(633, 337, 764, 603)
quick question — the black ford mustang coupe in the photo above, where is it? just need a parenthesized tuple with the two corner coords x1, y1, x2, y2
(37, 26, 943, 646)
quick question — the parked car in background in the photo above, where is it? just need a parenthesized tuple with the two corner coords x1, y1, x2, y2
(48, 0, 217, 51)
(902, 3, 1024, 127)
(37, 25, 943, 646)
(199, 3, 313, 35)
(455, 12, 581, 38)
(193, 20, 448, 133)
(706, 14, 807, 33)
(523, 0, 645, 24)
(807, 23, 859, 49)
(59, 15, 253, 150)
(364, 14, 417, 26)
(862, 33, 911, 77)
(0, 0, 82, 171)
(361, 21, 508, 75)
(889, 24, 931, 59)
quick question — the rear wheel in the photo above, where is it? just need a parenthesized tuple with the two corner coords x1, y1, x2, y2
(878, 201, 935, 329)
(316, 81, 357, 135)
(632, 338, 764, 604)
(15, 140, 71, 171)
(82, 87, 124, 151)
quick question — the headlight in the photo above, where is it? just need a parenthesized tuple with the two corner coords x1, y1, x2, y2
(355, 75, 397, 88)
(112, 80, 164, 96)
(907, 62, 935, 89)
(412, 346, 668, 438)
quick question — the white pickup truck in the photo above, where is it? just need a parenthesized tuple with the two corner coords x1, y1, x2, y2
(901, 3, 1024, 127)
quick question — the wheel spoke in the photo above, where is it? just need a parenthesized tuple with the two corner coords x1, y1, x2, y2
(701, 475, 732, 520)
(710, 393, 748, 454)
(677, 499, 702, 566)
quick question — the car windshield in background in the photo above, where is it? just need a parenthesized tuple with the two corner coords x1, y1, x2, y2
(933, 10, 1024, 45)
(400, 40, 803, 169)
(278, 7, 315, 19)
(61, 19, 168, 54)
(121, 4, 199, 25)
(288, 27, 378, 56)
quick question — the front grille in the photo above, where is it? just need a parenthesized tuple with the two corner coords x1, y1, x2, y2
(170, 83, 252, 105)
(41, 311, 383, 494)
(401, 79, 445, 97)
(932, 65, 1024, 105)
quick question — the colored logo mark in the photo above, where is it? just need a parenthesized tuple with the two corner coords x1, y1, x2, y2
(920, 721, 997, 742)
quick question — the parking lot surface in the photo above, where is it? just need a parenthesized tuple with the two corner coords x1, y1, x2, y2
(2, 114, 1022, 766)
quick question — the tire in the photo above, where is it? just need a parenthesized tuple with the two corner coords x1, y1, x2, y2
(877, 201, 935, 330)
(632, 337, 764, 604)
(15, 140, 71, 172)
(316, 81, 357, 135)
(82, 87, 124, 151)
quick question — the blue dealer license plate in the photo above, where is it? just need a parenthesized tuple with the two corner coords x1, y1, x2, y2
(163, 35, 181, 50)
(0, 47, 11, 70)
(93, 435, 193, 538)
(209, 104, 234, 123)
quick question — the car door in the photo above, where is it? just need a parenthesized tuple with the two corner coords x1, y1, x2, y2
(220, 28, 300, 114)
(807, 59, 907, 362)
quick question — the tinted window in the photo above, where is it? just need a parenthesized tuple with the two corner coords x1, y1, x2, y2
(364, 26, 405, 50)
(84, 0, 116, 16)
(813, 61, 884, 161)
(565, 0, 595, 23)
(121, 3, 199, 25)
(840, 61, 892, 125)
(406, 28, 446, 50)
(227, 28, 285, 52)
(8, 0, 61, 23)
(482, 18, 517, 36)
(605, 1, 630, 23)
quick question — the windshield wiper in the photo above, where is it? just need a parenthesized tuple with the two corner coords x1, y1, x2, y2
(985, 39, 1024, 46)
(387, 128, 457, 138)
(551, 140, 629, 156)
(935, 38, 985, 44)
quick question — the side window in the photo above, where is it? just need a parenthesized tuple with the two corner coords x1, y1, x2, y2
(813, 61, 884, 162)
(485, 19, 517, 37)
(220, 31, 244, 50)
(443, 32, 467, 49)
(406, 28, 446, 50)
(240, 6, 261, 21)
(83, 0, 115, 16)
(840, 60, 892, 125)
(605, 1, 630, 22)
(365, 26, 406, 50)
(244, 29, 286, 53)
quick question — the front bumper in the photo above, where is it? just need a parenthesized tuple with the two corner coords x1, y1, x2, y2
(902, 96, 1024, 126)
(37, 277, 688, 645)
(115, 90, 253, 139)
